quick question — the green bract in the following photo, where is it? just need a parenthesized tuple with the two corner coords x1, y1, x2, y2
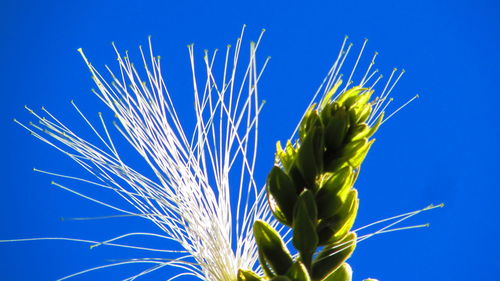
(239, 83, 382, 281)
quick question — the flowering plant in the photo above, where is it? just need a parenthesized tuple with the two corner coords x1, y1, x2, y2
(6, 27, 440, 280)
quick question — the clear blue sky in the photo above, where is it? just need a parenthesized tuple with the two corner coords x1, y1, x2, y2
(1, 0, 499, 280)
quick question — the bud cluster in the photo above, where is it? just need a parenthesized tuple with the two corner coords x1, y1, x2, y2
(238, 83, 383, 281)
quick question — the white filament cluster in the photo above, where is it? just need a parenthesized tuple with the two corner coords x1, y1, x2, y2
(16, 27, 279, 281)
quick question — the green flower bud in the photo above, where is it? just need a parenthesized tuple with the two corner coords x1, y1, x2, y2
(315, 166, 354, 219)
(311, 232, 357, 280)
(324, 106, 349, 153)
(293, 190, 319, 267)
(276, 140, 298, 173)
(341, 138, 367, 159)
(317, 189, 358, 245)
(299, 107, 322, 142)
(322, 263, 352, 281)
(320, 80, 343, 110)
(295, 126, 324, 187)
(253, 220, 294, 276)
(267, 166, 298, 225)
(346, 139, 374, 168)
(366, 112, 384, 138)
(336, 86, 366, 105)
(349, 103, 372, 124)
(286, 261, 311, 281)
(345, 90, 372, 109)
(325, 137, 371, 172)
(348, 124, 370, 142)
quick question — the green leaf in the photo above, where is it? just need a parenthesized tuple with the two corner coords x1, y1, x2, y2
(311, 232, 357, 280)
(322, 263, 352, 281)
(286, 261, 311, 281)
(237, 269, 264, 281)
(253, 220, 294, 275)
(267, 166, 298, 225)
(293, 190, 319, 268)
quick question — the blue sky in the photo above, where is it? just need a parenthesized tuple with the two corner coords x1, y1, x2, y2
(1, 0, 499, 280)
